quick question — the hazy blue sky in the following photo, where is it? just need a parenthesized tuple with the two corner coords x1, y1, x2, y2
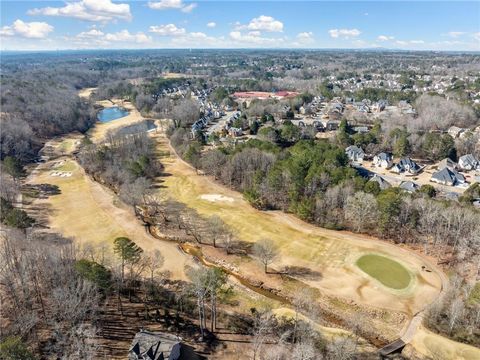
(1, 1, 479, 51)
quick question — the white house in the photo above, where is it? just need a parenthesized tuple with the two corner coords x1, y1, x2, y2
(345, 145, 365, 163)
(391, 157, 421, 174)
(399, 181, 419, 193)
(437, 157, 458, 171)
(373, 152, 393, 168)
(458, 154, 479, 171)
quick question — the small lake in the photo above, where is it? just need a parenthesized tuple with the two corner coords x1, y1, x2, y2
(97, 106, 129, 123)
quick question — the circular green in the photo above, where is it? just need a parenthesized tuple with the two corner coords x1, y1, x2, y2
(356, 254, 412, 290)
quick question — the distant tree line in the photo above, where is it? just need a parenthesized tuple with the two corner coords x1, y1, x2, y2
(0, 67, 99, 162)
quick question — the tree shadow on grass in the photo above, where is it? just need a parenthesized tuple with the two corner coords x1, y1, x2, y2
(277, 266, 322, 280)
(23, 183, 61, 199)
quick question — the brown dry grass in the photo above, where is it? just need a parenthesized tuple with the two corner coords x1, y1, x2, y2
(410, 326, 480, 360)
(156, 135, 444, 316)
(28, 154, 191, 280)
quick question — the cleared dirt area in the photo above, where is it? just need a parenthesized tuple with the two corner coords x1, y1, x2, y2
(78, 87, 96, 99)
(156, 136, 443, 316)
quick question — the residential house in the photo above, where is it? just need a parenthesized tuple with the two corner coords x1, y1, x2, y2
(437, 158, 458, 171)
(129, 330, 202, 360)
(373, 152, 393, 168)
(391, 157, 421, 174)
(399, 181, 419, 193)
(458, 154, 480, 171)
(431, 167, 466, 186)
(312, 120, 324, 131)
(398, 100, 416, 116)
(345, 145, 365, 163)
(369, 174, 391, 190)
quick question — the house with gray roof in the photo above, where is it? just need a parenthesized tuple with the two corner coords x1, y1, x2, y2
(345, 145, 365, 163)
(369, 174, 391, 190)
(399, 181, 419, 193)
(391, 157, 421, 174)
(458, 154, 479, 171)
(129, 330, 202, 360)
(431, 167, 466, 186)
(373, 152, 393, 168)
(437, 158, 458, 171)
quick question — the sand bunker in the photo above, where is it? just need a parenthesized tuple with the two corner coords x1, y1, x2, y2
(200, 194, 234, 203)
(50, 171, 72, 178)
(51, 160, 66, 169)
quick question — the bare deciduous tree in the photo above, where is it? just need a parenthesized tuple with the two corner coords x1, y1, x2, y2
(344, 192, 378, 232)
(253, 239, 279, 274)
(252, 308, 275, 360)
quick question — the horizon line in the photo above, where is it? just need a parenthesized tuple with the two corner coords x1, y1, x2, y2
(1, 48, 479, 54)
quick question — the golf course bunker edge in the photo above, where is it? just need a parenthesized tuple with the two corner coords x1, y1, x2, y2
(356, 253, 412, 290)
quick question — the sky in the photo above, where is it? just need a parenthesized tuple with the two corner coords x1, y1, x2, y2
(0, 1, 479, 51)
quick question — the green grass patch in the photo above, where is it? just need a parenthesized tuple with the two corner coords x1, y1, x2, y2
(55, 161, 76, 172)
(356, 254, 411, 290)
(468, 282, 480, 304)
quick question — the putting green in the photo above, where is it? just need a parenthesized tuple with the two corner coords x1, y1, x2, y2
(356, 254, 412, 290)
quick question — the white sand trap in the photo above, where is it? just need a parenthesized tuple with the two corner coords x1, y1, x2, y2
(51, 160, 65, 169)
(50, 171, 72, 178)
(200, 194, 234, 203)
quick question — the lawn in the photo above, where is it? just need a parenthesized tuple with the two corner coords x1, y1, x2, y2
(356, 254, 412, 290)
(54, 160, 77, 172)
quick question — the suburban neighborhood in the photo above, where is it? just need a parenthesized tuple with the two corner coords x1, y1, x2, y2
(1, 1, 479, 359)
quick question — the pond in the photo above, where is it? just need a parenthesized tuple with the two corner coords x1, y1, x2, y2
(356, 254, 412, 290)
(97, 106, 129, 123)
